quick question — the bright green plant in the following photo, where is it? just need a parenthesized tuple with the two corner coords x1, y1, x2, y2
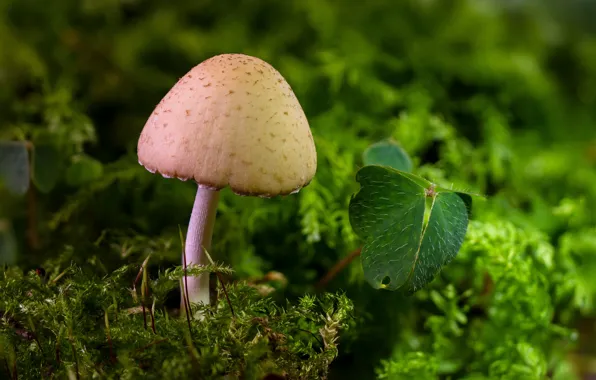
(0, 261, 354, 379)
(350, 165, 473, 292)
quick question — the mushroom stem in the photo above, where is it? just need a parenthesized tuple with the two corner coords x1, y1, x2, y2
(183, 185, 220, 313)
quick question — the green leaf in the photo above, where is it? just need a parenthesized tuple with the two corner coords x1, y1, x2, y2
(65, 154, 104, 186)
(454, 192, 473, 218)
(0, 141, 30, 195)
(31, 144, 63, 193)
(434, 185, 484, 218)
(349, 165, 469, 292)
(362, 139, 413, 172)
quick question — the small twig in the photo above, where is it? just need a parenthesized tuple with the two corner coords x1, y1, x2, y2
(68, 337, 80, 380)
(132, 254, 152, 293)
(132, 261, 146, 291)
(149, 297, 157, 334)
(182, 278, 192, 326)
(141, 300, 147, 330)
(178, 226, 192, 331)
(180, 278, 192, 333)
(297, 328, 324, 347)
(316, 247, 362, 289)
(141, 266, 150, 331)
(50, 268, 70, 285)
(123, 306, 144, 315)
(203, 249, 234, 317)
(216, 273, 235, 317)
(133, 255, 152, 330)
(104, 309, 116, 364)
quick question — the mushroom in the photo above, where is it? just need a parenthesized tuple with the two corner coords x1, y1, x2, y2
(137, 53, 317, 315)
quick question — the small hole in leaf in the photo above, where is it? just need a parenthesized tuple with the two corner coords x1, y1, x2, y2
(381, 276, 391, 286)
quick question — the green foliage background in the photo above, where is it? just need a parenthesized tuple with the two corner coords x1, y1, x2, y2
(1, 0, 596, 378)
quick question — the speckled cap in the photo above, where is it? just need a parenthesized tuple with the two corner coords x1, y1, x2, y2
(137, 53, 317, 196)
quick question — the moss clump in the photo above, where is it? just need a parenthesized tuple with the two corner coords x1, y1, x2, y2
(0, 262, 354, 379)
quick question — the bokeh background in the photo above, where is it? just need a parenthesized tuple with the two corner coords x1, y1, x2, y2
(1, 0, 596, 378)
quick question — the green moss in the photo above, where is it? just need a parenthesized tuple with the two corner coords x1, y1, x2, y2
(0, 262, 353, 379)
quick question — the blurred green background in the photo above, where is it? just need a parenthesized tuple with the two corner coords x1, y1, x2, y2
(1, 0, 596, 378)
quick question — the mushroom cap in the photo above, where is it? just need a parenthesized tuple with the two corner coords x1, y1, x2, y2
(137, 53, 317, 197)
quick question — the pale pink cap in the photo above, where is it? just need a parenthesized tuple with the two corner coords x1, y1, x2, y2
(137, 53, 317, 196)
